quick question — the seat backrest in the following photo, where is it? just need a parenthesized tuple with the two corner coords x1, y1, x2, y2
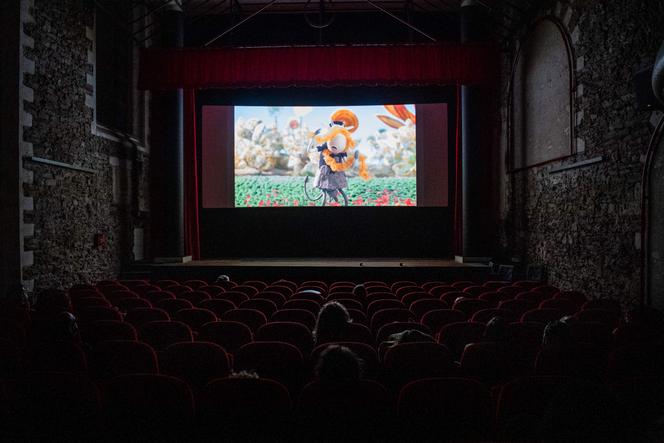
(409, 299, 448, 320)
(221, 308, 267, 333)
(459, 342, 515, 385)
(327, 298, 363, 311)
(216, 290, 249, 306)
(428, 285, 457, 297)
(242, 280, 268, 291)
(141, 290, 175, 305)
(91, 340, 158, 379)
(198, 321, 253, 354)
(197, 285, 225, 297)
(255, 291, 287, 308)
(125, 308, 170, 327)
(138, 321, 193, 351)
(76, 306, 122, 324)
(498, 299, 537, 317)
(81, 320, 137, 346)
(28, 340, 88, 373)
(256, 322, 314, 355)
(298, 379, 390, 420)
(420, 309, 467, 336)
(395, 286, 423, 299)
(177, 291, 211, 306)
(203, 377, 292, 417)
(234, 341, 304, 390)
(310, 341, 379, 379)
(112, 297, 152, 312)
(470, 308, 516, 324)
(198, 299, 236, 317)
(172, 308, 218, 332)
(271, 309, 317, 330)
(239, 298, 279, 317)
(161, 341, 230, 389)
(452, 298, 492, 317)
(400, 291, 431, 307)
(383, 342, 455, 390)
(520, 308, 564, 324)
(233, 285, 259, 297)
(440, 291, 466, 306)
(369, 308, 414, 332)
(437, 321, 485, 358)
(155, 298, 194, 316)
(397, 377, 492, 441)
(282, 299, 321, 315)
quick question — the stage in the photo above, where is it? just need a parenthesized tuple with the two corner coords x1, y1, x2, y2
(125, 258, 490, 284)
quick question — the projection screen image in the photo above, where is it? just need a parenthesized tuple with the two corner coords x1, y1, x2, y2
(234, 105, 416, 207)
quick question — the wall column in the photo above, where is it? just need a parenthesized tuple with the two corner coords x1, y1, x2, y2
(149, 3, 188, 262)
(458, 0, 494, 262)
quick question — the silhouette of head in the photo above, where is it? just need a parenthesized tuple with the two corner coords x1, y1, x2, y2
(315, 345, 362, 382)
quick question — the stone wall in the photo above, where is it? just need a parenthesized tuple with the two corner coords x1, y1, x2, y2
(21, 0, 149, 290)
(500, 0, 664, 307)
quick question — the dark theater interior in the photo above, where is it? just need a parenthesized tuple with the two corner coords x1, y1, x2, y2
(1, 0, 664, 441)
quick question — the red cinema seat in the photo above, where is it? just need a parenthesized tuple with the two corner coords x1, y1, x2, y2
(91, 340, 159, 379)
(141, 290, 175, 305)
(370, 308, 414, 333)
(240, 298, 279, 317)
(479, 291, 514, 307)
(437, 321, 485, 358)
(391, 281, 417, 293)
(155, 298, 194, 316)
(112, 297, 152, 312)
(199, 321, 253, 354)
(421, 309, 467, 337)
(460, 342, 515, 385)
(395, 286, 422, 299)
(520, 308, 564, 324)
(256, 291, 287, 308)
(232, 285, 259, 297)
(398, 377, 492, 442)
(400, 291, 431, 307)
(160, 341, 230, 390)
(138, 321, 193, 351)
(242, 280, 268, 291)
(172, 308, 218, 333)
(310, 342, 380, 379)
(221, 308, 267, 333)
(452, 298, 492, 317)
(216, 290, 249, 306)
(197, 285, 225, 297)
(27, 341, 87, 374)
(383, 342, 456, 391)
(471, 308, 516, 324)
(422, 281, 447, 292)
(198, 299, 236, 318)
(234, 341, 304, 391)
(409, 299, 448, 320)
(282, 299, 320, 315)
(124, 308, 170, 327)
(183, 279, 207, 290)
(81, 320, 137, 346)
(271, 309, 317, 330)
(256, 322, 314, 356)
(177, 290, 211, 306)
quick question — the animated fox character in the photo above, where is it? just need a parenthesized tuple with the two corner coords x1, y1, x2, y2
(312, 109, 369, 202)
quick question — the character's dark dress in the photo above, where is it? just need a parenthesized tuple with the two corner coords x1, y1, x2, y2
(313, 145, 348, 191)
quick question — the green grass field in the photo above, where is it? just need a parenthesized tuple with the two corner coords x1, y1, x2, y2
(236, 176, 416, 207)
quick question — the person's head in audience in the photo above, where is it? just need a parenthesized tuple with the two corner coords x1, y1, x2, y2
(386, 329, 434, 346)
(352, 284, 366, 298)
(3, 284, 30, 309)
(215, 274, 231, 284)
(315, 345, 362, 382)
(313, 301, 352, 344)
(483, 316, 511, 342)
(542, 319, 573, 347)
(228, 370, 259, 379)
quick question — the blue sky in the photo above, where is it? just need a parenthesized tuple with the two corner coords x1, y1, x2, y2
(235, 104, 415, 146)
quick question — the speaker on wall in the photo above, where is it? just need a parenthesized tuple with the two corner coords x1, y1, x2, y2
(653, 41, 664, 106)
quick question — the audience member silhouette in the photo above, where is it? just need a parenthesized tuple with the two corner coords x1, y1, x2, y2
(315, 345, 363, 383)
(352, 284, 367, 298)
(313, 301, 352, 344)
(542, 318, 573, 348)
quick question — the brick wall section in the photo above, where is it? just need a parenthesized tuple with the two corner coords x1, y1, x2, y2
(500, 0, 664, 306)
(22, 0, 147, 290)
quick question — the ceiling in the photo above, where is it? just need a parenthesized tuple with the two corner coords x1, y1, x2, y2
(104, 0, 539, 47)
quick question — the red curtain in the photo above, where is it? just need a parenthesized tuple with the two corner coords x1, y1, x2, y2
(184, 89, 200, 259)
(139, 44, 498, 90)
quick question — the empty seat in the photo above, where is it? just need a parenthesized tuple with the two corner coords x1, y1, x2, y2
(183, 279, 207, 290)
(512, 280, 540, 289)
(232, 285, 259, 297)
(383, 342, 456, 391)
(132, 285, 162, 297)
(139, 321, 193, 351)
(112, 297, 152, 312)
(398, 377, 492, 442)
(409, 299, 448, 320)
(202, 377, 292, 441)
(221, 308, 267, 333)
(124, 307, 170, 327)
(400, 291, 431, 307)
(177, 290, 211, 306)
(535, 344, 608, 379)
(496, 286, 522, 296)
(428, 285, 457, 297)
(367, 299, 405, 319)
(460, 342, 515, 385)
(483, 280, 510, 289)
(300, 280, 328, 292)
(452, 298, 492, 317)
(172, 308, 217, 332)
(76, 306, 122, 324)
(142, 290, 175, 305)
(155, 298, 194, 316)
(329, 323, 374, 346)
(100, 374, 195, 441)
(440, 291, 466, 306)
(160, 342, 230, 390)
(539, 298, 578, 315)
(365, 291, 396, 304)
(370, 308, 414, 332)
(209, 280, 238, 291)
(422, 281, 447, 291)
(462, 285, 492, 297)
(495, 376, 572, 440)
(395, 285, 422, 299)
(478, 291, 513, 307)
(199, 321, 252, 354)
(242, 280, 268, 291)
(391, 281, 417, 293)
(282, 299, 320, 315)
(271, 309, 317, 330)
(520, 308, 564, 324)
(438, 321, 485, 358)
(263, 285, 293, 298)
(255, 291, 287, 307)
(256, 322, 313, 355)
(19, 371, 101, 441)
(471, 308, 516, 323)
(421, 309, 467, 336)
(298, 379, 391, 441)
(328, 298, 363, 311)
(197, 285, 225, 297)
(234, 341, 304, 391)
(499, 299, 537, 317)
(215, 290, 249, 306)
(164, 285, 193, 296)
(154, 280, 179, 289)
(27, 341, 88, 373)
(347, 308, 368, 326)
(240, 298, 279, 317)
(451, 281, 475, 289)
(290, 292, 325, 304)
(81, 320, 137, 345)
(198, 298, 236, 318)
(575, 308, 621, 328)
(91, 340, 159, 379)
